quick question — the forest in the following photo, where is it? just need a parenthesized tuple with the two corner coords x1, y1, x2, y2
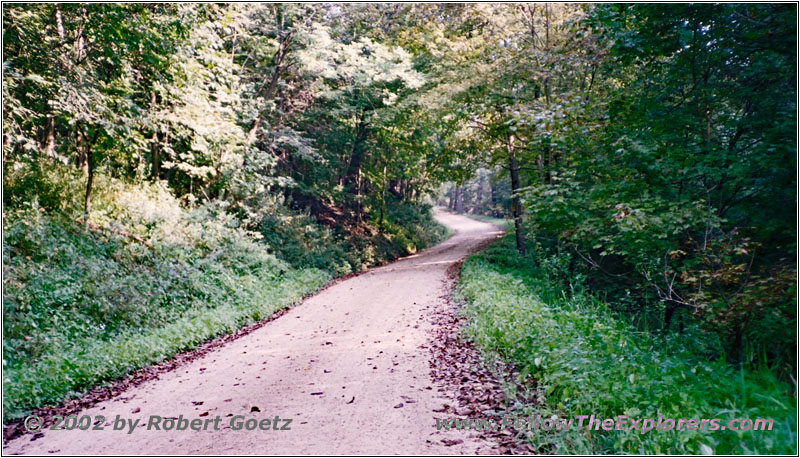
(2, 3, 797, 455)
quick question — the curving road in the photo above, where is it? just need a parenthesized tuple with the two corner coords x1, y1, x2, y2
(5, 209, 504, 455)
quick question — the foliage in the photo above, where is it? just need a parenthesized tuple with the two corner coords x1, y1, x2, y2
(457, 235, 797, 454)
(2, 155, 447, 420)
(516, 3, 797, 369)
(257, 198, 447, 275)
(417, 3, 794, 375)
(1, 176, 328, 420)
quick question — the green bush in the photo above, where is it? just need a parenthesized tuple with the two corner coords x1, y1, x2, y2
(256, 199, 448, 275)
(3, 168, 447, 422)
(2, 177, 332, 421)
(456, 235, 797, 454)
(257, 207, 358, 276)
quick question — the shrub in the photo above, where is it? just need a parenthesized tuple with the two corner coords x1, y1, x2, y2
(2, 177, 330, 421)
(456, 235, 797, 454)
(2, 168, 447, 421)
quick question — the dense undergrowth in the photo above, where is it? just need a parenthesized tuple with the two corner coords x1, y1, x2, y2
(2, 165, 446, 422)
(456, 235, 797, 454)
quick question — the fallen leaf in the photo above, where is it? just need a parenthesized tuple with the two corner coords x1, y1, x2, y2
(442, 439, 463, 446)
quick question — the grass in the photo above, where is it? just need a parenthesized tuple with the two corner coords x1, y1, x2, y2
(463, 213, 511, 229)
(3, 169, 447, 422)
(2, 203, 329, 421)
(455, 234, 797, 454)
(435, 206, 512, 229)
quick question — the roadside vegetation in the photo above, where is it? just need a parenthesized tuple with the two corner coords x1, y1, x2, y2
(3, 167, 445, 421)
(2, 3, 454, 421)
(457, 235, 796, 454)
(433, 4, 795, 453)
(462, 213, 510, 230)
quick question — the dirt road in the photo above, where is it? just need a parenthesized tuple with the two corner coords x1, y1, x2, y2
(5, 210, 504, 455)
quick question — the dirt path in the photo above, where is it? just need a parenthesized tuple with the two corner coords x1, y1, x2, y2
(4, 210, 504, 455)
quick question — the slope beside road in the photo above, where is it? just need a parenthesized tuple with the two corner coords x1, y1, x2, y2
(5, 209, 504, 455)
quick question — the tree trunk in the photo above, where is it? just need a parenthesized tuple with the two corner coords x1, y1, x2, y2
(83, 143, 94, 230)
(448, 186, 455, 210)
(379, 165, 387, 230)
(247, 30, 293, 145)
(345, 117, 368, 221)
(76, 128, 87, 171)
(150, 90, 161, 180)
(663, 303, 677, 334)
(80, 125, 100, 230)
(544, 141, 552, 184)
(150, 131, 161, 180)
(42, 116, 57, 158)
(474, 171, 485, 213)
(454, 186, 464, 213)
(490, 180, 498, 217)
(508, 137, 526, 255)
(345, 119, 368, 188)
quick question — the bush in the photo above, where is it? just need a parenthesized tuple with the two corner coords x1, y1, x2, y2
(521, 173, 797, 373)
(2, 167, 447, 421)
(257, 206, 357, 276)
(456, 235, 797, 454)
(256, 199, 448, 275)
(2, 177, 330, 421)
